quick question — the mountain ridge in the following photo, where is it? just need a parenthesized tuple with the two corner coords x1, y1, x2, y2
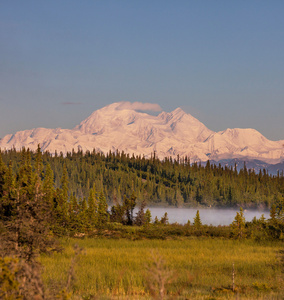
(0, 102, 283, 166)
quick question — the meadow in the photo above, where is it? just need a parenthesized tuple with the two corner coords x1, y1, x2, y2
(1, 149, 283, 299)
(41, 237, 284, 299)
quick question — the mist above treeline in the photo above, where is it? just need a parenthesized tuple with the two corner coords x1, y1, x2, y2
(1, 146, 283, 210)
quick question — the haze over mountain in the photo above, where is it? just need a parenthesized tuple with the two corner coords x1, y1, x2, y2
(0, 102, 283, 166)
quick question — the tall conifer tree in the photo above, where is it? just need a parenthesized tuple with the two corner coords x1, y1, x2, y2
(231, 207, 246, 239)
(97, 190, 108, 228)
(87, 184, 98, 227)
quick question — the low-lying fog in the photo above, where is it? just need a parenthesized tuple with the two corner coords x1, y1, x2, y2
(141, 207, 270, 226)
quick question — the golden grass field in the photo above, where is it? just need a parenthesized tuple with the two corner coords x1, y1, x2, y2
(40, 237, 284, 299)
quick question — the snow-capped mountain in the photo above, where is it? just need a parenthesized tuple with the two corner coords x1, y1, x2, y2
(0, 102, 283, 166)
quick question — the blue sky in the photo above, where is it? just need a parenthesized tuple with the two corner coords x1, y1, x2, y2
(0, 1, 283, 140)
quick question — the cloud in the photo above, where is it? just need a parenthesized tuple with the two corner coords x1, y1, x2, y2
(117, 101, 162, 112)
(62, 102, 82, 105)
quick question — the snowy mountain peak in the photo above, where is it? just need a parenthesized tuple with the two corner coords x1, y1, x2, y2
(171, 107, 185, 116)
(97, 102, 122, 111)
(219, 128, 269, 146)
(0, 102, 283, 165)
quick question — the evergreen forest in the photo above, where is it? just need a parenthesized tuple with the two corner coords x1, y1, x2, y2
(1, 147, 284, 299)
(1, 147, 283, 209)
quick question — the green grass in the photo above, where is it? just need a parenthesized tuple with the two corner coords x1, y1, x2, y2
(40, 237, 284, 299)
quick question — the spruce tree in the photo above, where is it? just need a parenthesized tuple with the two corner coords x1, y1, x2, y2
(87, 184, 98, 228)
(97, 190, 108, 228)
(193, 210, 202, 229)
(0, 153, 7, 199)
(145, 209, 152, 225)
(42, 163, 55, 207)
(275, 193, 284, 221)
(109, 201, 126, 224)
(135, 199, 146, 226)
(0, 162, 17, 232)
(53, 164, 69, 234)
(60, 164, 69, 203)
(160, 212, 169, 225)
(231, 207, 246, 239)
(154, 216, 160, 224)
(0, 161, 12, 217)
(123, 191, 136, 225)
(269, 204, 277, 223)
(35, 144, 43, 178)
(174, 189, 184, 207)
(78, 197, 88, 231)
(0, 154, 58, 261)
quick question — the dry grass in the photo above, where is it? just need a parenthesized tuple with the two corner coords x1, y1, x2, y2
(40, 237, 284, 299)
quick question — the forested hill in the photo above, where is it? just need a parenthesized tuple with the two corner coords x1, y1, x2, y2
(1, 148, 283, 208)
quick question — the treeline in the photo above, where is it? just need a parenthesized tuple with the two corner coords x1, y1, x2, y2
(1, 147, 283, 241)
(1, 147, 283, 208)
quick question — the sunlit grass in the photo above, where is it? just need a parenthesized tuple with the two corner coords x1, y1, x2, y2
(41, 237, 284, 299)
